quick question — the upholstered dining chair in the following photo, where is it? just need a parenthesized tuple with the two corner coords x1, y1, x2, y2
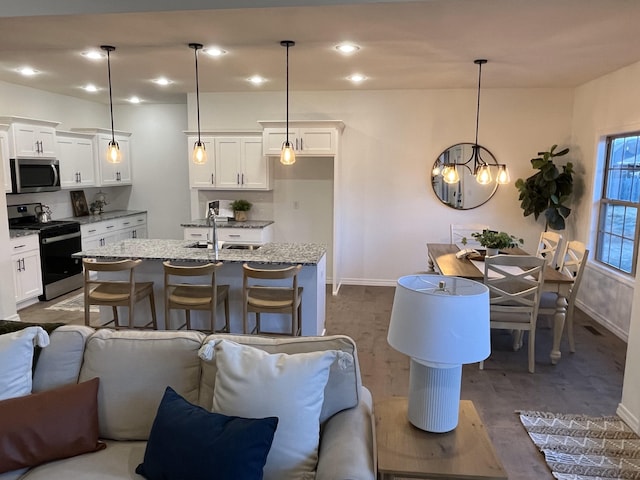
(242, 263, 303, 336)
(83, 258, 157, 330)
(537, 240, 589, 353)
(450, 223, 490, 247)
(536, 231, 563, 268)
(480, 254, 546, 373)
(163, 261, 230, 333)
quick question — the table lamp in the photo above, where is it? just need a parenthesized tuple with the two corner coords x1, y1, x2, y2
(387, 274, 490, 432)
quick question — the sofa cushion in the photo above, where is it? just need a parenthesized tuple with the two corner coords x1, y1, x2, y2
(78, 329, 206, 441)
(136, 386, 277, 480)
(11, 440, 147, 480)
(199, 334, 361, 423)
(0, 377, 105, 474)
(210, 339, 346, 480)
(0, 327, 49, 401)
(33, 325, 95, 393)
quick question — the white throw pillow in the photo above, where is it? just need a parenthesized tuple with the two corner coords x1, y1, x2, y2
(0, 327, 50, 401)
(210, 339, 345, 480)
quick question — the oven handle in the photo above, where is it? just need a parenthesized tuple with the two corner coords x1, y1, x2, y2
(41, 231, 81, 244)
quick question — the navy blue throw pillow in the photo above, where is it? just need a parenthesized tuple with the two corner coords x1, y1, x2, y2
(136, 387, 278, 480)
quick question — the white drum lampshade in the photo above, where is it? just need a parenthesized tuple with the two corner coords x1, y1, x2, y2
(387, 275, 490, 432)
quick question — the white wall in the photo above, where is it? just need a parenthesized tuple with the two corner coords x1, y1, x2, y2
(569, 60, 640, 432)
(190, 88, 574, 283)
(114, 103, 189, 239)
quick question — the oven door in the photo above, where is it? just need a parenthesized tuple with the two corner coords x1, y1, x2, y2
(39, 229, 83, 287)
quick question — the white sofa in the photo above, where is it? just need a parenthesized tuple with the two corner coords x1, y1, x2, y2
(1, 326, 375, 480)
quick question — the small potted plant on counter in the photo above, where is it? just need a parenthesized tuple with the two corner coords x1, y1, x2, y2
(470, 229, 523, 257)
(230, 199, 252, 222)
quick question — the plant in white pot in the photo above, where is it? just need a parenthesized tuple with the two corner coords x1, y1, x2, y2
(470, 229, 523, 257)
(230, 199, 252, 222)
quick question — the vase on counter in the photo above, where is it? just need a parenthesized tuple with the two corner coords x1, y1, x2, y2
(234, 210, 248, 222)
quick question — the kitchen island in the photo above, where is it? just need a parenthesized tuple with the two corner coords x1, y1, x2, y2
(73, 239, 326, 335)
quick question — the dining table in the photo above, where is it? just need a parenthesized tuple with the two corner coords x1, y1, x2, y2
(426, 243, 575, 365)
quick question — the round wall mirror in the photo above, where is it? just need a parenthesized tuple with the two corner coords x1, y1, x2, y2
(431, 143, 499, 210)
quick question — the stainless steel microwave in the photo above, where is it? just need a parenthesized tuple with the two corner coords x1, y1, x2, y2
(10, 158, 61, 194)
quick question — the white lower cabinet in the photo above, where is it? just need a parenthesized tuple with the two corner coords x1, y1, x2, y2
(11, 235, 43, 304)
(81, 213, 147, 250)
(183, 224, 273, 245)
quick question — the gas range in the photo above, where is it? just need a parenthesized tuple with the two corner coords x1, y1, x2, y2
(8, 203, 83, 300)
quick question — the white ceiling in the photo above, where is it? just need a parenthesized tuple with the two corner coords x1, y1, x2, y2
(1, 0, 640, 104)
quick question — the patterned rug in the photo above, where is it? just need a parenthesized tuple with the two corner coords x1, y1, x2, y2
(45, 292, 99, 313)
(519, 410, 640, 479)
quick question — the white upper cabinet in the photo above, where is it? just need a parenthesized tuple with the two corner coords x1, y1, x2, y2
(187, 136, 216, 188)
(0, 116, 60, 159)
(259, 121, 344, 157)
(56, 131, 96, 188)
(0, 124, 10, 192)
(186, 132, 270, 190)
(215, 136, 270, 190)
(71, 128, 132, 186)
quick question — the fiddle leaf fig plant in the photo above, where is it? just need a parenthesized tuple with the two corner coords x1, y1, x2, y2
(515, 145, 574, 231)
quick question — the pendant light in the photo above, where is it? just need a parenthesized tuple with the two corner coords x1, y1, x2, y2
(189, 43, 207, 165)
(280, 40, 296, 166)
(438, 59, 510, 185)
(101, 45, 121, 164)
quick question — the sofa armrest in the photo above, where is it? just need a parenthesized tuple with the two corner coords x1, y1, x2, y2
(316, 386, 376, 480)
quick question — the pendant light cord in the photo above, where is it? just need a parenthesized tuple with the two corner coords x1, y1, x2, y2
(474, 61, 482, 147)
(101, 45, 116, 144)
(193, 44, 202, 143)
(285, 42, 290, 144)
(473, 59, 487, 170)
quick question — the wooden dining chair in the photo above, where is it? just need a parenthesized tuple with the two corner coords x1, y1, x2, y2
(480, 255, 546, 373)
(163, 261, 230, 333)
(83, 258, 157, 330)
(450, 223, 490, 247)
(536, 231, 563, 268)
(538, 240, 589, 353)
(242, 263, 303, 336)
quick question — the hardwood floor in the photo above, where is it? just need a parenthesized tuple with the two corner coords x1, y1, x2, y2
(20, 284, 626, 480)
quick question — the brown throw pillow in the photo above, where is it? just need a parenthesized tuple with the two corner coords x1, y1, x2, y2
(0, 377, 106, 474)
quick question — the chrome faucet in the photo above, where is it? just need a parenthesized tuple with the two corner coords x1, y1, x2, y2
(207, 206, 219, 258)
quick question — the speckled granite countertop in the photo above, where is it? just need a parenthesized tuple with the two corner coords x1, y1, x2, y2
(59, 210, 146, 225)
(9, 230, 39, 239)
(73, 239, 325, 266)
(181, 219, 274, 229)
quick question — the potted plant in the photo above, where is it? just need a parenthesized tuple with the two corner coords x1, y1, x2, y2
(515, 145, 574, 231)
(230, 199, 252, 222)
(470, 229, 524, 256)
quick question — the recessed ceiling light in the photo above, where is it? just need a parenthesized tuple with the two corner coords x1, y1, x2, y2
(335, 43, 360, 54)
(128, 96, 141, 104)
(153, 77, 172, 86)
(347, 73, 367, 83)
(83, 84, 99, 92)
(17, 66, 39, 76)
(81, 50, 105, 60)
(203, 46, 227, 57)
(247, 75, 266, 85)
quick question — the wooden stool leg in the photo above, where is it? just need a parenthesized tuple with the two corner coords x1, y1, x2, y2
(223, 297, 230, 333)
(112, 306, 119, 328)
(185, 310, 191, 330)
(255, 312, 261, 334)
(149, 289, 157, 330)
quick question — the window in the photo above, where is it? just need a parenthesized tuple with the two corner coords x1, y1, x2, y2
(596, 133, 640, 275)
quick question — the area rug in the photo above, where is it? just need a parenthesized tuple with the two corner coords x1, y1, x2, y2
(519, 410, 640, 479)
(45, 292, 99, 313)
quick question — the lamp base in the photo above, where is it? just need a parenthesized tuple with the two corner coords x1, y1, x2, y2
(408, 358, 462, 432)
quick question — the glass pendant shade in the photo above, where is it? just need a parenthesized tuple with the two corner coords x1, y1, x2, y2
(443, 165, 460, 184)
(192, 140, 207, 165)
(496, 165, 510, 184)
(432, 164, 441, 176)
(280, 141, 296, 166)
(107, 140, 121, 164)
(476, 163, 492, 185)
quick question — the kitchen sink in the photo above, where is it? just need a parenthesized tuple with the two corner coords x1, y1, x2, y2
(186, 242, 261, 251)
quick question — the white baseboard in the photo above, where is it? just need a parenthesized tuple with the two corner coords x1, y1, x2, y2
(338, 278, 397, 287)
(4, 313, 21, 322)
(575, 300, 629, 343)
(617, 402, 640, 434)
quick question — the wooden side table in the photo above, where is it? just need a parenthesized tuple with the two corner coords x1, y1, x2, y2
(375, 397, 508, 479)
